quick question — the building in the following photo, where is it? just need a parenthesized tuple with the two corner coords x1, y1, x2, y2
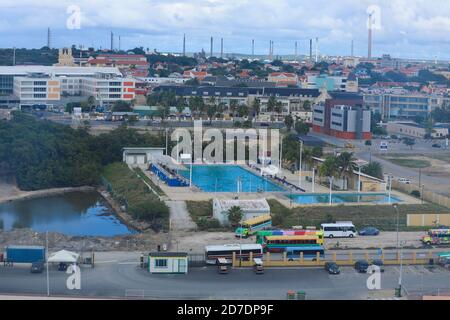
(212, 198, 270, 226)
(313, 92, 372, 140)
(153, 85, 324, 117)
(148, 252, 188, 274)
(386, 122, 449, 139)
(122, 147, 165, 165)
(0, 66, 134, 108)
(307, 74, 355, 92)
(267, 72, 299, 87)
(364, 91, 449, 120)
(54, 48, 76, 67)
(87, 54, 149, 77)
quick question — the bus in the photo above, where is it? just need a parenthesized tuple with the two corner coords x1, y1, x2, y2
(422, 229, 450, 245)
(256, 229, 324, 245)
(235, 215, 272, 238)
(263, 235, 321, 253)
(204, 244, 263, 265)
(321, 222, 357, 238)
(286, 246, 325, 261)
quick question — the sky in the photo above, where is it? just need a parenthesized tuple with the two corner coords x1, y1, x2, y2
(0, 0, 449, 60)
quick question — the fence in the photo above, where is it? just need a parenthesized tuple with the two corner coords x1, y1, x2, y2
(231, 251, 434, 268)
(392, 180, 450, 209)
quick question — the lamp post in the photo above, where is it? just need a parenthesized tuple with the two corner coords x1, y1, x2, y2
(299, 140, 303, 189)
(397, 240, 406, 297)
(388, 174, 393, 204)
(46, 230, 50, 297)
(329, 176, 333, 206)
(357, 165, 362, 194)
(393, 203, 400, 250)
(312, 167, 316, 193)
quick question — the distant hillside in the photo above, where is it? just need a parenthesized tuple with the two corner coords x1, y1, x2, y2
(0, 47, 58, 66)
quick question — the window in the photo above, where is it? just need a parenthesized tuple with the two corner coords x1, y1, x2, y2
(154, 259, 168, 268)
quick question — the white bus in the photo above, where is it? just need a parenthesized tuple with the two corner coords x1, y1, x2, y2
(205, 244, 263, 265)
(321, 222, 357, 238)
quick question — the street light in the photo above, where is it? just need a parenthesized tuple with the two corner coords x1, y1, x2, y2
(397, 240, 406, 297)
(299, 140, 303, 189)
(312, 166, 316, 193)
(393, 203, 400, 250)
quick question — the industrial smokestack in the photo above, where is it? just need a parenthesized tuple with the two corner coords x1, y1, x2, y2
(368, 13, 373, 59)
(295, 41, 298, 60)
(221, 38, 223, 58)
(309, 39, 313, 61)
(110, 31, 114, 51)
(315, 37, 319, 63)
(252, 39, 255, 57)
(183, 34, 186, 56)
(351, 39, 354, 57)
(210, 37, 213, 58)
(47, 28, 51, 49)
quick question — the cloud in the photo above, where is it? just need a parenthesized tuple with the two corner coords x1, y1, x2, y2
(0, 0, 448, 59)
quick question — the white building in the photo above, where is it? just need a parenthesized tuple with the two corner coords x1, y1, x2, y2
(122, 147, 165, 166)
(212, 198, 271, 226)
(148, 252, 188, 274)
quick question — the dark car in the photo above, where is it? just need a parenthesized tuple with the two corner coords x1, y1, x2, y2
(432, 144, 442, 148)
(30, 261, 44, 273)
(370, 259, 385, 273)
(358, 227, 380, 236)
(354, 260, 370, 273)
(325, 262, 340, 275)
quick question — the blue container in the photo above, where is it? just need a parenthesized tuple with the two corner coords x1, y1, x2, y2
(6, 246, 45, 263)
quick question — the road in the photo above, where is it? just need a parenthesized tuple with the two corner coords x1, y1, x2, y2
(0, 251, 449, 300)
(310, 132, 450, 197)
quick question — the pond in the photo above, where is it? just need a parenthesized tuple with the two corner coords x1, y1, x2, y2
(0, 192, 135, 237)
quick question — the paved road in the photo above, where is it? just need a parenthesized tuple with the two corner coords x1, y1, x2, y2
(1, 258, 449, 300)
(166, 200, 197, 232)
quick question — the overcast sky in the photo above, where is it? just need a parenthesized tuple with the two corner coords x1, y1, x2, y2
(0, 0, 449, 60)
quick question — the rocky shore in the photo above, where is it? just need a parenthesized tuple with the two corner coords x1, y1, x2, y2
(0, 229, 170, 252)
(0, 186, 97, 204)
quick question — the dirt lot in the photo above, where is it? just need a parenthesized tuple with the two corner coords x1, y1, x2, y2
(170, 230, 427, 253)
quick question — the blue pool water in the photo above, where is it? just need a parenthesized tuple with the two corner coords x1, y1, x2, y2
(287, 193, 402, 205)
(179, 165, 285, 193)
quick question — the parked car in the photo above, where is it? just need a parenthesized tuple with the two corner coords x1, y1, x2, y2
(325, 262, 340, 275)
(218, 265, 229, 274)
(354, 260, 370, 273)
(358, 227, 380, 236)
(370, 259, 385, 273)
(432, 144, 442, 148)
(397, 178, 411, 184)
(30, 261, 44, 273)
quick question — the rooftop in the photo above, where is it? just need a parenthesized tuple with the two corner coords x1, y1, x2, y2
(0, 66, 123, 77)
(214, 198, 270, 212)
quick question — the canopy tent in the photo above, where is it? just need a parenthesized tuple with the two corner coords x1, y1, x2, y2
(260, 165, 280, 177)
(48, 250, 80, 263)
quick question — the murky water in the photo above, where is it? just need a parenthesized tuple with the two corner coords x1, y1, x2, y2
(0, 192, 135, 237)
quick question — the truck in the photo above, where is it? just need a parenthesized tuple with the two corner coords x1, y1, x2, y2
(5, 246, 46, 264)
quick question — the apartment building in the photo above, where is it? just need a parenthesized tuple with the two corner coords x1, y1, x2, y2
(1, 66, 135, 109)
(364, 91, 449, 120)
(306, 74, 357, 92)
(313, 92, 372, 140)
(267, 72, 299, 87)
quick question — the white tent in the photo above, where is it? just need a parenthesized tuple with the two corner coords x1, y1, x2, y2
(48, 250, 80, 263)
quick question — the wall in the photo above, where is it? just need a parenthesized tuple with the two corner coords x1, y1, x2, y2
(407, 214, 450, 227)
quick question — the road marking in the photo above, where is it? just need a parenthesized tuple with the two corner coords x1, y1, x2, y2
(95, 260, 118, 264)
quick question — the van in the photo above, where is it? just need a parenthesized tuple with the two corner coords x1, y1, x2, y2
(321, 222, 357, 238)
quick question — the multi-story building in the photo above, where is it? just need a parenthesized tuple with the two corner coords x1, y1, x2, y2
(87, 54, 149, 77)
(306, 74, 357, 92)
(267, 72, 299, 87)
(313, 92, 372, 140)
(153, 85, 325, 118)
(1, 66, 135, 109)
(364, 91, 450, 120)
(386, 122, 449, 139)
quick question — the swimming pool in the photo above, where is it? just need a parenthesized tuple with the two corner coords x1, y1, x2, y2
(179, 165, 285, 193)
(287, 193, 402, 205)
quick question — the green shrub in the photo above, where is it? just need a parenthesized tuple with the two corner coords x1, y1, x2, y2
(411, 190, 421, 198)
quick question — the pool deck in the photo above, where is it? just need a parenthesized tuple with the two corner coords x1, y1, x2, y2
(140, 164, 420, 207)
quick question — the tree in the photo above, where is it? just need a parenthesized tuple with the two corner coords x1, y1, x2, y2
(319, 156, 339, 180)
(402, 137, 416, 150)
(112, 100, 132, 112)
(295, 121, 310, 135)
(365, 140, 372, 146)
(267, 96, 277, 113)
(227, 206, 243, 227)
(362, 162, 383, 179)
(185, 78, 200, 86)
(284, 115, 294, 131)
(252, 98, 261, 119)
(336, 152, 357, 189)
(302, 100, 312, 111)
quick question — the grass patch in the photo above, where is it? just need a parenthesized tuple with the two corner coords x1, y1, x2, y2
(268, 199, 448, 231)
(186, 200, 227, 231)
(133, 167, 166, 196)
(384, 158, 430, 168)
(102, 163, 169, 231)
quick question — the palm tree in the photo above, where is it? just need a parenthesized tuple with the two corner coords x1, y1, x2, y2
(252, 98, 261, 120)
(336, 152, 357, 190)
(227, 206, 243, 227)
(267, 96, 277, 113)
(319, 156, 340, 187)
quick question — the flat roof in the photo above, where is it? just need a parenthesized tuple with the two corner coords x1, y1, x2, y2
(149, 252, 188, 258)
(214, 199, 270, 212)
(0, 66, 122, 77)
(265, 235, 318, 241)
(205, 244, 262, 251)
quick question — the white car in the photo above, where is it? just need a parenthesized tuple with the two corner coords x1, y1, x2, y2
(397, 178, 411, 184)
